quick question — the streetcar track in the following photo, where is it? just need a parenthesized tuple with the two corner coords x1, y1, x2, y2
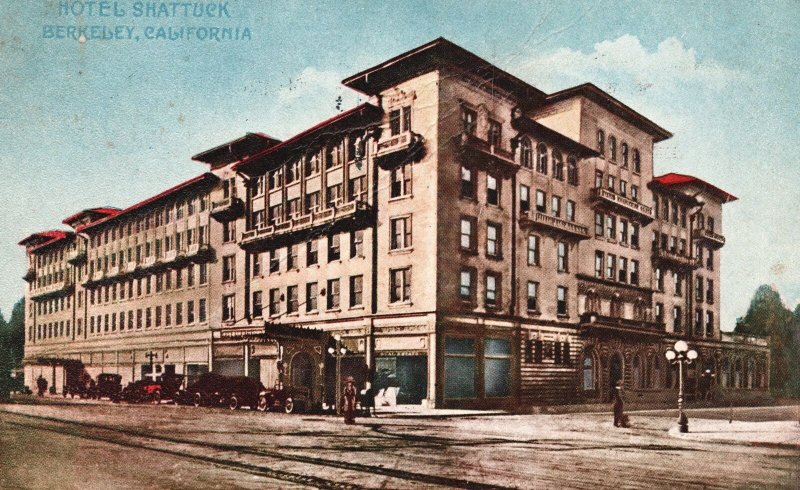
(3, 418, 360, 490)
(2, 411, 511, 490)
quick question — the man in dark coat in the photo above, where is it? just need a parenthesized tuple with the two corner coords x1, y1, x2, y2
(36, 375, 48, 397)
(612, 381, 627, 427)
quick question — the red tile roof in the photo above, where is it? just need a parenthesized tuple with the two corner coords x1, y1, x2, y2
(18, 230, 74, 252)
(233, 103, 382, 174)
(77, 172, 219, 233)
(653, 173, 738, 203)
(62, 207, 121, 226)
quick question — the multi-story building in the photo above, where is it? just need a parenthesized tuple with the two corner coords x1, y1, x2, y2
(20, 38, 768, 408)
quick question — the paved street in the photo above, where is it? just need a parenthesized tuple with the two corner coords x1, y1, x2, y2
(1, 400, 798, 489)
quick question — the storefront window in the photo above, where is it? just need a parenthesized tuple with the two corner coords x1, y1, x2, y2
(484, 338, 511, 397)
(445, 337, 476, 398)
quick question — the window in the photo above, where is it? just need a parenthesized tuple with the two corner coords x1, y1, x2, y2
(460, 216, 477, 252)
(655, 267, 664, 291)
(694, 308, 703, 335)
(305, 191, 320, 214)
(583, 355, 595, 391)
(551, 196, 562, 218)
(557, 286, 568, 315)
(606, 215, 616, 239)
(595, 212, 604, 236)
(252, 253, 261, 277)
(306, 240, 318, 265)
(632, 149, 641, 173)
(252, 291, 263, 317)
(520, 138, 533, 168)
(631, 223, 640, 248)
(221, 255, 236, 282)
(567, 156, 578, 185)
(595, 170, 603, 188)
(597, 129, 605, 155)
(696, 275, 704, 302)
(594, 251, 604, 280)
(287, 198, 301, 219)
(485, 272, 499, 307)
(390, 267, 411, 303)
(519, 184, 530, 213)
(287, 285, 299, 313)
(630, 260, 639, 285)
(619, 180, 627, 197)
(462, 107, 477, 134)
(187, 265, 195, 287)
(350, 275, 363, 307)
(607, 175, 615, 191)
(459, 269, 474, 301)
(269, 288, 280, 316)
(484, 338, 511, 397)
(707, 279, 714, 304)
(527, 234, 540, 266)
(566, 200, 576, 222)
(268, 249, 279, 273)
(536, 143, 548, 174)
(164, 305, 171, 327)
(535, 190, 546, 213)
(269, 168, 283, 189)
(176, 303, 184, 326)
(199, 263, 208, 285)
(673, 306, 683, 332)
(606, 254, 616, 280)
(326, 183, 343, 208)
(305, 153, 320, 176)
(306, 282, 318, 312)
(187, 300, 195, 324)
(486, 223, 501, 258)
(348, 175, 367, 202)
(557, 242, 568, 272)
(486, 174, 499, 205)
(618, 257, 628, 283)
(488, 119, 502, 148)
(327, 279, 340, 309)
(609, 136, 617, 161)
(621, 143, 629, 167)
(222, 295, 234, 322)
(706, 249, 714, 270)
(198, 299, 206, 323)
(619, 219, 629, 244)
(705, 311, 714, 336)
(445, 337, 476, 398)
(553, 151, 564, 180)
(223, 221, 236, 242)
(390, 217, 412, 250)
(350, 231, 363, 259)
(328, 233, 341, 261)
(655, 303, 664, 323)
(631, 185, 639, 202)
(527, 281, 539, 311)
(286, 159, 300, 184)
(460, 166, 476, 199)
(391, 163, 412, 198)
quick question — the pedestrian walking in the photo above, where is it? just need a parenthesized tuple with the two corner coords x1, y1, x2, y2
(36, 375, 48, 397)
(612, 381, 628, 427)
(343, 376, 357, 424)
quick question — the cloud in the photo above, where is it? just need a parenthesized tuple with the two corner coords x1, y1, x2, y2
(516, 35, 742, 95)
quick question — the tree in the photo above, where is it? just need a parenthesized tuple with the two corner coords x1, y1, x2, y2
(0, 309, 10, 400)
(735, 285, 798, 396)
(6, 298, 25, 368)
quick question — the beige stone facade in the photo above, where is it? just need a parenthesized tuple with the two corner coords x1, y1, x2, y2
(20, 38, 768, 408)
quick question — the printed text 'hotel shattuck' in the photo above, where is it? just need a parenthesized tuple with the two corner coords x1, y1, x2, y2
(44, 2, 252, 42)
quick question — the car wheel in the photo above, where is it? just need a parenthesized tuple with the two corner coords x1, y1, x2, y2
(257, 395, 268, 412)
(152, 390, 161, 405)
(228, 395, 239, 410)
(284, 397, 294, 414)
(193, 392, 202, 408)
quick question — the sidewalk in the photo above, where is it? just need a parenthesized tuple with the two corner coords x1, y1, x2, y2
(371, 404, 507, 418)
(668, 419, 800, 450)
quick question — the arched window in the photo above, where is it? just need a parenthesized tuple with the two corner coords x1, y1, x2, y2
(582, 353, 595, 391)
(734, 358, 743, 388)
(597, 129, 605, 155)
(632, 149, 641, 173)
(567, 156, 578, 185)
(721, 357, 730, 388)
(651, 356, 662, 389)
(621, 143, 629, 167)
(552, 150, 564, 180)
(632, 354, 644, 389)
(520, 138, 532, 168)
(746, 358, 755, 388)
(536, 143, 548, 174)
(609, 136, 617, 162)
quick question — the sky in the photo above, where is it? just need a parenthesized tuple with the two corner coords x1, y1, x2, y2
(1, 0, 798, 329)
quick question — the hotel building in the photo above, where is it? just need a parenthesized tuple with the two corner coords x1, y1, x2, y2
(20, 38, 769, 408)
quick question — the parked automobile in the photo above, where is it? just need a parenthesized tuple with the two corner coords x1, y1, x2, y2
(92, 373, 122, 402)
(176, 373, 264, 410)
(257, 382, 309, 414)
(122, 374, 184, 404)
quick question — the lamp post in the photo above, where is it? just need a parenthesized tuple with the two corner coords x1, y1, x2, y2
(665, 340, 698, 433)
(327, 335, 347, 415)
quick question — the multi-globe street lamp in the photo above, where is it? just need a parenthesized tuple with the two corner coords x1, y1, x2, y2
(665, 340, 698, 433)
(327, 335, 347, 415)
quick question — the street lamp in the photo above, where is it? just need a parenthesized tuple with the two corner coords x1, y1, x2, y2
(665, 340, 698, 433)
(327, 335, 347, 415)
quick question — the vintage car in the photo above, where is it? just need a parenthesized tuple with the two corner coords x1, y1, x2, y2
(91, 373, 122, 402)
(257, 382, 309, 414)
(177, 373, 264, 410)
(122, 374, 184, 404)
